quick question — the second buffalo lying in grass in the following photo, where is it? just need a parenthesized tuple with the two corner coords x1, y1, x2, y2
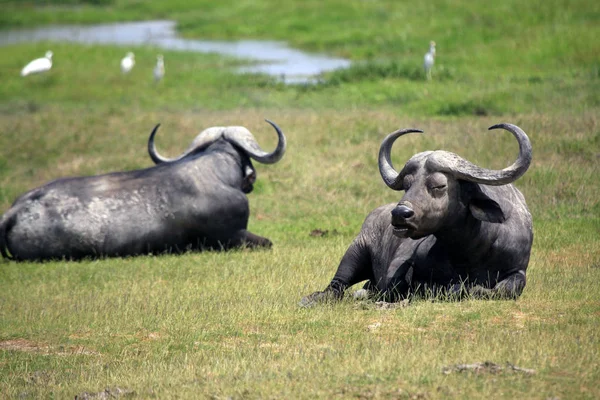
(301, 123, 532, 306)
(0, 120, 286, 261)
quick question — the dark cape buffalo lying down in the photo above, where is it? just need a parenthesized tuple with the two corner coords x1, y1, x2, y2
(301, 123, 533, 306)
(0, 120, 286, 261)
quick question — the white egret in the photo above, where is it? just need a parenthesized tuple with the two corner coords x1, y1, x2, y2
(153, 54, 165, 83)
(423, 41, 436, 80)
(20, 51, 53, 77)
(120, 52, 135, 74)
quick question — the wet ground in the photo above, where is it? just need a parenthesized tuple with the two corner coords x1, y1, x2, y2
(0, 20, 350, 83)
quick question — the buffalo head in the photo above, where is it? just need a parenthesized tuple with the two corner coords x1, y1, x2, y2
(378, 124, 532, 239)
(147, 119, 286, 193)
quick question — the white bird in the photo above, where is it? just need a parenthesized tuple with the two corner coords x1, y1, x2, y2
(423, 41, 436, 80)
(153, 54, 165, 83)
(120, 52, 135, 74)
(21, 51, 53, 77)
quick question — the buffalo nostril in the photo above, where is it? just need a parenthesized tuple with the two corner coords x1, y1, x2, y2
(392, 205, 414, 219)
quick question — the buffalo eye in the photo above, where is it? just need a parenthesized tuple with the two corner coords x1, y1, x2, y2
(426, 173, 448, 196)
(430, 185, 447, 197)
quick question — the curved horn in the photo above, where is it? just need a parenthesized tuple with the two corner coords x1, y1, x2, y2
(426, 123, 532, 185)
(378, 128, 424, 190)
(147, 124, 176, 164)
(147, 124, 224, 164)
(148, 124, 190, 164)
(224, 119, 286, 164)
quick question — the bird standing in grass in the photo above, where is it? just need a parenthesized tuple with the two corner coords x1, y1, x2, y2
(120, 52, 135, 74)
(423, 41, 436, 80)
(21, 51, 53, 77)
(154, 54, 165, 83)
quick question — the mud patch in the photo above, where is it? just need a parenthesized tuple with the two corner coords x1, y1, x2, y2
(0, 339, 43, 353)
(375, 300, 410, 310)
(27, 370, 56, 386)
(309, 228, 340, 238)
(442, 361, 535, 375)
(353, 299, 411, 310)
(135, 331, 162, 342)
(74, 387, 135, 399)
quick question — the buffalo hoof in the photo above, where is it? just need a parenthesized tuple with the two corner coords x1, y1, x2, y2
(469, 285, 494, 299)
(352, 288, 371, 300)
(445, 283, 470, 300)
(470, 284, 521, 300)
(299, 290, 339, 308)
(244, 238, 272, 249)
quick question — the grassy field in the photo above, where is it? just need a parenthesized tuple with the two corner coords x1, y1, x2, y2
(1, 1, 599, 399)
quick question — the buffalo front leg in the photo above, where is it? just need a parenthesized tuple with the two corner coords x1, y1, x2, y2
(230, 230, 272, 249)
(299, 239, 373, 307)
(470, 270, 526, 300)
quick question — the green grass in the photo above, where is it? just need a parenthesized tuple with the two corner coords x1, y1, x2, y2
(1, 1, 600, 399)
(1, 0, 599, 116)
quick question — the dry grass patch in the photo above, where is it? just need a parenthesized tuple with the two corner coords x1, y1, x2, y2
(0, 339, 100, 356)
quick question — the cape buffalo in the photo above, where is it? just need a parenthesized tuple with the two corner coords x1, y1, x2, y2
(0, 120, 286, 261)
(301, 123, 533, 306)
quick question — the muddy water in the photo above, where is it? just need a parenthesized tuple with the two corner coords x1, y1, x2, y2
(0, 20, 350, 83)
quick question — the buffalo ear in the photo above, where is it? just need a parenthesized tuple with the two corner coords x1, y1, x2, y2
(462, 181, 506, 223)
(469, 198, 505, 223)
(244, 165, 256, 184)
